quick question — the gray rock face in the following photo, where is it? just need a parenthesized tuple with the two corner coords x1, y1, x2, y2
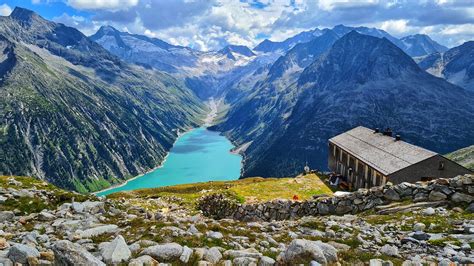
(7, 244, 40, 264)
(140, 243, 183, 262)
(384, 189, 400, 201)
(259, 256, 276, 266)
(380, 244, 399, 257)
(413, 223, 426, 232)
(233, 257, 258, 266)
(422, 207, 435, 216)
(128, 255, 158, 266)
(100, 235, 131, 264)
(370, 258, 394, 266)
(204, 247, 222, 264)
(279, 239, 337, 264)
(207, 231, 224, 239)
(0, 211, 14, 222)
(75, 224, 118, 238)
(180, 246, 193, 263)
(225, 248, 262, 259)
(429, 191, 447, 201)
(451, 192, 473, 203)
(53, 240, 105, 266)
(466, 202, 474, 213)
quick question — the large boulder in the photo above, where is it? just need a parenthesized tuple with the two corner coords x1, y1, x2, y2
(140, 243, 183, 262)
(279, 239, 337, 264)
(451, 192, 474, 203)
(0, 211, 14, 222)
(53, 240, 105, 266)
(233, 257, 258, 266)
(180, 246, 193, 263)
(128, 255, 158, 266)
(384, 189, 400, 201)
(100, 235, 131, 264)
(75, 224, 118, 238)
(380, 244, 399, 257)
(204, 247, 222, 264)
(428, 191, 447, 201)
(7, 244, 40, 264)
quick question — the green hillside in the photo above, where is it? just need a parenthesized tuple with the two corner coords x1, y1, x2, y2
(446, 145, 474, 171)
(0, 8, 204, 193)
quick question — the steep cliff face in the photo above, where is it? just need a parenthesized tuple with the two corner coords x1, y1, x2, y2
(418, 41, 474, 91)
(217, 32, 474, 178)
(0, 8, 204, 192)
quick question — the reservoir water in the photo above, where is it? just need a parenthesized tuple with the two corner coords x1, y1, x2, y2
(96, 127, 242, 196)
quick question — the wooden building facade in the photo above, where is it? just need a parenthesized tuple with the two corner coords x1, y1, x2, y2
(328, 126, 472, 190)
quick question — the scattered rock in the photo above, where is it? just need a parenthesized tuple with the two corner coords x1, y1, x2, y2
(0, 211, 14, 222)
(380, 244, 399, 257)
(140, 243, 183, 262)
(384, 188, 400, 201)
(180, 246, 193, 263)
(428, 191, 447, 201)
(422, 207, 435, 216)
(413, 223, 426, 232)
(233, 256, 258, 266)
(259, 256, 276, 266)
(0, 238, 9, 250)
(279, 239, 337, 264)
(451, 192, 473, 203)
(370, 258, 394, 266)
(466, 202, 474, 213)
(100, 235, 131, 264)
(204, 247, 222, 264)
(53, 240, 105, 266)
(75, 224, 118, 238)
(128, 255, 159, 266)
(206, 231, 223, 239)
(7, 244, 40, 264)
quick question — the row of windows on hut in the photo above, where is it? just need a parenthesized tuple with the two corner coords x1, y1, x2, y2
(329, 143, 387, 190)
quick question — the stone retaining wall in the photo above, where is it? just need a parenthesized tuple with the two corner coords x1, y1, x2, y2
(198, 174, 474, 221)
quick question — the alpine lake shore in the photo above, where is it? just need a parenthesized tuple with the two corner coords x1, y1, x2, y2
(0, 173, 473, 265)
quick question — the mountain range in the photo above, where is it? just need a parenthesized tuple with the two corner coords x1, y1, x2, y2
(0, 8, 204, 192)
(417, 41, 474, 91)
(214, 32, 474, 177)
(1, 7, 473, 192)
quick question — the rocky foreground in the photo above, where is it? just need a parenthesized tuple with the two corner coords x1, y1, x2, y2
(0, 175, 473, 265)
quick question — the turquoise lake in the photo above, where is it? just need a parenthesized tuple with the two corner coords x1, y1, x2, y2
(97, 127, 242, 196)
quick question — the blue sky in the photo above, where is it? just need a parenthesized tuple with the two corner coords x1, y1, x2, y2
(0, 0, 473, 51)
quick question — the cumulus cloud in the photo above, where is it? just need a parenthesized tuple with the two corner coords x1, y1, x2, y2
(67, 0, 139, 11)
(53, 0, 474, 50)
(0, 4, 12, 16)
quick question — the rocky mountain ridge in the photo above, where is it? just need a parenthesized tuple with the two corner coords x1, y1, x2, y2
(215, 31, 474, 178)
(417, 41, 474, 91)
(0, 7, 204, 192)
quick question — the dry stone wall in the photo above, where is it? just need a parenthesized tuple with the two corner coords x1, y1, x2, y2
(198, 174, 474, 221)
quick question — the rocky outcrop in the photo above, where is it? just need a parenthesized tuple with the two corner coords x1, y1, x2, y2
(199, 175, 473, 221)
(1, 175, 473, 265)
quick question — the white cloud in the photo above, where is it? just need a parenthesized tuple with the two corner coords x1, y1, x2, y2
(54, 0, 473, 50)
(0, 4, 12, 16)
(379, 19, 410, 35)
(67, 0, 139, 10)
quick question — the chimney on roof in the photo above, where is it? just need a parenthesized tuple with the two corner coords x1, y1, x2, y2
(395, 135, 401, 141)
(383, 128, 393, 137)
(374, 128, 380, 133)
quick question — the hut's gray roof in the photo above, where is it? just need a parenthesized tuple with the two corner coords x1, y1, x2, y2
(329, 126, 437, 175)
